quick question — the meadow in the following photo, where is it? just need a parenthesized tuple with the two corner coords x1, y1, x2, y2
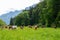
(0, 27, 60, 40)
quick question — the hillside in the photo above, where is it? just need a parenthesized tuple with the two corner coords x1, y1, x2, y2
(0, 10, 22, 25)
(0, 19, 6, 26)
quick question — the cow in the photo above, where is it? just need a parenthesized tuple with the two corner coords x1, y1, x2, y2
(34, 25, 38, 30)
(4, 26, 8, 29)
(20, 25, 24, 29)
(28, 25, 32, 28)
(9, 25, 17, 29)
(12, 25, 17, 29)
(0, 25, 8, 29)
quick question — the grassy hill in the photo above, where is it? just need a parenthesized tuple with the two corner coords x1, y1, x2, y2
(0, 19, 6, 26)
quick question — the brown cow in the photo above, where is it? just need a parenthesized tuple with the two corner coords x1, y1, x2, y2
(5, 26, 8, 29)
(8, 25, 12, 29)
(28, 25, 32, 28)
(20, 26, 24, 29)
(0, 25, 8, 29)
(34, 25, 38, 30)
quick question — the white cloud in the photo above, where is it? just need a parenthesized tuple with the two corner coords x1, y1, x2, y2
(0, 0, 40, 15)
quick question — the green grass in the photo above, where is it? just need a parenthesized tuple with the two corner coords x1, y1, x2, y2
(0, 27, 60, 40)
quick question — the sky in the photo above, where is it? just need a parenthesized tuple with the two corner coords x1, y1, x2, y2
(0, 0, 40, 15)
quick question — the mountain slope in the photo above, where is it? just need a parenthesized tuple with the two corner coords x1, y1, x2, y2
(0, 10, 22, 25)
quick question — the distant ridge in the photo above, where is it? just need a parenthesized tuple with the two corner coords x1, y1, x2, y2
(0, 10, 22, 25)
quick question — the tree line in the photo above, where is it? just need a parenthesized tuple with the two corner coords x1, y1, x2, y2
(10, 0, 60, 27)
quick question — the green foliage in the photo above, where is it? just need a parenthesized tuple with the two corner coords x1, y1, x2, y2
(0, 19, 6, 26)
(44, 0, 60, 27)
(14, 10, 30, 26)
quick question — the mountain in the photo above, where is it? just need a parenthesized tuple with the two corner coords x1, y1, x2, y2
(0, 10, 22, 25)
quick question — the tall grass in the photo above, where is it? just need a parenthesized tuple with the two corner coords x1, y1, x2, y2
(0, 27, 60, 40)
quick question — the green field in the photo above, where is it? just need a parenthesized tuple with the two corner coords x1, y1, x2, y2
(0, 27, 60, 40)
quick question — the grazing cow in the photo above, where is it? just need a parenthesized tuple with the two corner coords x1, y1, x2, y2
(9, 26, 11, 29)
(5, 26, 7, 28)
(0, 26, 8, 30)
(20, 26, 24, 29)
(51, 23, 57, 29)
(9, 25, 12, 29)
(9, 25, 17, 29)
(1, 26, 7, 29)
(42, 25, 45, 28)
(34, 25, 38, 30)
(28, 25, 32, 28)
(54, 26, 57, 29)
(5, 26, 8, 29)
(12, 25, 17, 29)
(54, 24, 57, 29)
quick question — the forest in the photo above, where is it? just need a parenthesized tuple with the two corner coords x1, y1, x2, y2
(10, 0, 60, 27)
